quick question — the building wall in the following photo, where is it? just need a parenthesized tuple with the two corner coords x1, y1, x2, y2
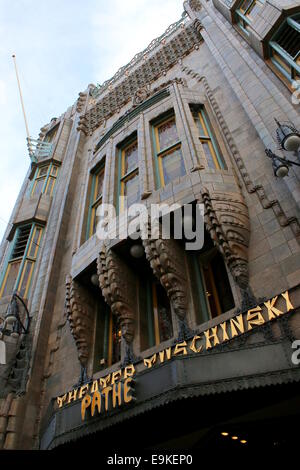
(0, 0, 299, 449)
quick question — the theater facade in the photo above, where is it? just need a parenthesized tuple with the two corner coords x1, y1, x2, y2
(0, 0, 300, 452)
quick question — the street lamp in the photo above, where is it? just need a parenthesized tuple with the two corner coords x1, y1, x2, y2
(265, 149, 300, 178)
(2, 292, 30, 339)
(275, 119, 300, 152)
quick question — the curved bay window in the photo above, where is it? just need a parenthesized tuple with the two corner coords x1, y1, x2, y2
(191, 105, 227, 170)
(87, 163, 105, 239)
(31, 163, 59, 197)
(0, 224, 43, 300)
(269, 15, 300, 86)
(235, 0, 264, 36)
(152, 112, 186, 188)
(191, 232, 234, 324)
(93, 303, 121, 372)
(117, 137, 140, 213)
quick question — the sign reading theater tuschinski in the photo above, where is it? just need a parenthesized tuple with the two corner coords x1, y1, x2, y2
(56, 289, 294, 421)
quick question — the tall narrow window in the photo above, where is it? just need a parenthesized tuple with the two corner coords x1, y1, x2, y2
(139, 277, 173, 351)
(87, 164, 105, 239)
(192, 106, 227, 170)
(235, 0, 264, 36)
(191, 233, 234, 324)
(118, 138, 139, 213)
(269, 16, 300, 86)
(0, 224, 43, 299)
(31, 163, 59, 197)
(93, 303, 121, 372)
(152, 113, 186, 188)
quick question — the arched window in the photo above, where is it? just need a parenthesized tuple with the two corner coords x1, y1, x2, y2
(190, 231, 235, 324)
(269, 15, 300, 86)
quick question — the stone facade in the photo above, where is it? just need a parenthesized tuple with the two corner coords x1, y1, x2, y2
(0, 0, 299, 450)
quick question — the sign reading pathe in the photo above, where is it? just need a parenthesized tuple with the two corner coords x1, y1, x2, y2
(56, 289, 294, 421)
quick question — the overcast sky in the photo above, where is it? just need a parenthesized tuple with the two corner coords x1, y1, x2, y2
(0, 0, 183, 241)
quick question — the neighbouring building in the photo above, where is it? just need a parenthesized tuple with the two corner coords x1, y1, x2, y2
(0, 0, 300, 452)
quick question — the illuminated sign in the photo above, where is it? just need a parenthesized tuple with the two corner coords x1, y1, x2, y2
(56, 289, 294, 420)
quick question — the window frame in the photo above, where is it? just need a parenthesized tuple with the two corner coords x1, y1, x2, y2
(117, 136, 139, 214)
(192, 106, 226, 170)
(269, 15, 300, 86)
(0, 223, 43, 299)
(235, 0, 264, 36)
(151, 112, 185, 188)
(86, 163, 105, 239)
(31, 162, 60, 197)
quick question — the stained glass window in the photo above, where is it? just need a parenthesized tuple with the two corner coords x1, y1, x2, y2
(192, 107, 226, 170)
(87, 165, 105, 238)
(153, 113, 186, 187)
(118, 138, 139, 212)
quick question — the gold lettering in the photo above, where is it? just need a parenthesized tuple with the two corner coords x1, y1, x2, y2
(81, 394, 91, 421)
(189, 335, 203, 353)
(144, 354, 157, 369)
(159, 348, 172, 363)
(99, 374, 111, 389)
(173, 341, 188, 356)
(281, 290, 294, 311)
(111, 369, 122, 385)
(112, 382, 122, 408)
(78, 384, 89, 399)
(264, 296, 283, 320)
(220, 322, 229, 341)
(230, 314, 245, 338)
(124, 364, 135, 379)
(91, 391, 101, 417)
(247, 306, 265, 330)
(91, 380, 99, 393)
(67, 388, 78, 404)
(204, 326, 220, 349)
(56, 394, 67, 408)
(124, 378, 135, 404)
(102, 386, 112, 411)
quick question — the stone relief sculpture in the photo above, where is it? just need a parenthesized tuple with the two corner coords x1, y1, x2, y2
(65, 275, 94, 384)
(97, 245, 137, 365)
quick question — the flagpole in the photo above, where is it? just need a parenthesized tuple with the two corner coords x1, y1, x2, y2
(12, 54, 33, 155)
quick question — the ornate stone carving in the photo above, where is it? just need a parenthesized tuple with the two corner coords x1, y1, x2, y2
(76, 91, 87, 114)
(188, 0, 202, 12)
(142, 225, 191, 340)
(133, 86, 151, 106)
(97, 246, 137, 364)
(65, 275, 94, 383)
(77, 21, 202, 136)
(200, 187, 250, 290)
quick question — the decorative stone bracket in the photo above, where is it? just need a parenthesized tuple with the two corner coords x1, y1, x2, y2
(97, 246, 137, 365)
(65, 275, 94, 384)
(200, 187, 256, 310)
(142, 224, 192, 340)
